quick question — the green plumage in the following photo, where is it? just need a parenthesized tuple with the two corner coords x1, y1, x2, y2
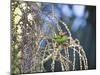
(54, 35, 68, 44)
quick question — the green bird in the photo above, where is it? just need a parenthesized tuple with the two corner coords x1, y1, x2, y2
(53, 32, 68, 44)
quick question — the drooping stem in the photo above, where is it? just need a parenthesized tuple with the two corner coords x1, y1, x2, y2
(73, 47, 76, 70)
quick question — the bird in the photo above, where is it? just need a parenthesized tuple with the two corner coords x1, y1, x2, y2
(53, 31, 68, 44)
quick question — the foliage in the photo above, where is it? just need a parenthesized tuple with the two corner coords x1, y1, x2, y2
(11, 1, 88, 74)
